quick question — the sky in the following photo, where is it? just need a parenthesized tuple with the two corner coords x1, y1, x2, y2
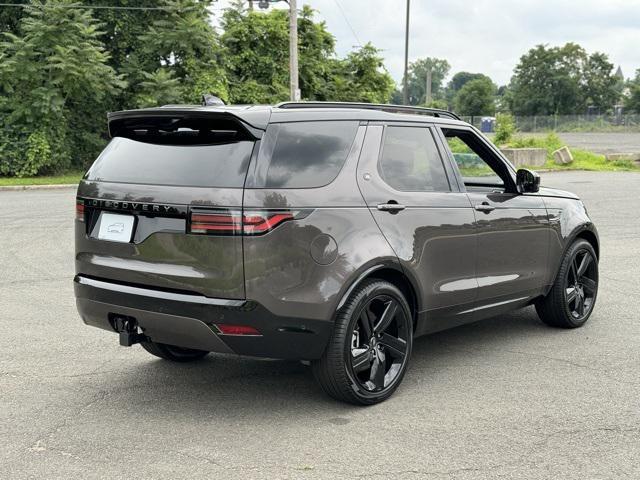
(212, 0, 640, 87)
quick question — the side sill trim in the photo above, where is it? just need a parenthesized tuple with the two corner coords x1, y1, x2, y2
(75, 275, 247, 307)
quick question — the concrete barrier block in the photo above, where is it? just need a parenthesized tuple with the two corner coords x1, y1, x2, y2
(605, 152, 640, 162)
(553, 146, 573, 165)
(500, 148, 547, 167)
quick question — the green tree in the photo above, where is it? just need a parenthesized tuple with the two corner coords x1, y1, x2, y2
(508, 43, 619, 115)
(0, 1, 124, 176)
(133, 0, 228, 106)
(446, 72, 493, 105)
(329, 43, 394, 103)
(454, 78, 496, 116)
(221, 5, 290, 103)
(85, 0, 168, 72)
(0, 1, 25, 35)
(582, 52, 619, 111)
(626, 70, 640, 113)
(404, 57, 450, 105)
(221, 6, 393, 104)
(297, 5, 337, 100)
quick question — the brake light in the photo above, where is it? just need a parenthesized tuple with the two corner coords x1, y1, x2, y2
(190, 212, 242, 234)
(189, 209, 303, 236)
(75, 199, 85, 222)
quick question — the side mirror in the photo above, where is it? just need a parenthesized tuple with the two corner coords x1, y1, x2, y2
(516, 168, 540, 193)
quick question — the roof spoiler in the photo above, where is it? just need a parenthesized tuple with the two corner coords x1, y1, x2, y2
(106, 108, 265, 138)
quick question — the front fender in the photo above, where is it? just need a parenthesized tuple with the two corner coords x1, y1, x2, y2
(544, 197, 599, 287)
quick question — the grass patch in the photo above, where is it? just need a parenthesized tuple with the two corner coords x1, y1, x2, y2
(538, 149, 639, 172)
(497, 133, 640, 172)
(0, 171, 83, 186)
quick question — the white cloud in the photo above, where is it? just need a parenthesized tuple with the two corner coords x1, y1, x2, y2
(214, 0, 640, 86)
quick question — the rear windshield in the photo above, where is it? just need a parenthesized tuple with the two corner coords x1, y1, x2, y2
(252, 121, 359, 188)
(85, 116, 255, 188)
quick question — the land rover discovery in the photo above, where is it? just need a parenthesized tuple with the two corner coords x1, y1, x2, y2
(74, 101, 599, 404)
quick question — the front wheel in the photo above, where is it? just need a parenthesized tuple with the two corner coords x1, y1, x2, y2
(313, 279, 413, 405)
(536, 239, 599, 328)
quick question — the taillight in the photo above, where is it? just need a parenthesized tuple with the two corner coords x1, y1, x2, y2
(189, 209, 308, 236)
(75, 199, 85, 222)
(190, 211, 242, 234)
(242, 211, 294, 235)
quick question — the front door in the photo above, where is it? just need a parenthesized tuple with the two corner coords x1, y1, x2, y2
(357, 123, 478, 334)
(438, 126, 549, 318)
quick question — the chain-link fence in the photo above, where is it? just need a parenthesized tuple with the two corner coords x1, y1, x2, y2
(459, 114, 640, 133)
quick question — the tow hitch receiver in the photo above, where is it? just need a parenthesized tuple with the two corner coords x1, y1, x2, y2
(110, 314, 146, 347)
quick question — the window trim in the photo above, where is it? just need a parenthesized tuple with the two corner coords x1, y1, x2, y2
(436, 125, 518, 193)
(376, 123, 453, 194)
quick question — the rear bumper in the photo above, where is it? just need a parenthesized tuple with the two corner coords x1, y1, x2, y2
(74, 275, 332, 360)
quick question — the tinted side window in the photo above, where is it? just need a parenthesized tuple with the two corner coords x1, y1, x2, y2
(254, 121, 359, 188)
(378, 126, 450, 192)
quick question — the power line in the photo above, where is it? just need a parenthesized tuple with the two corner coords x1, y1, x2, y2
(332, 0, 361, 47)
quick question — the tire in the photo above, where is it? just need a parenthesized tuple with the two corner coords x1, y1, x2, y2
(312, 279, 413, 405)
(536, 239, 599, 328)
(140, 340, 209, 362)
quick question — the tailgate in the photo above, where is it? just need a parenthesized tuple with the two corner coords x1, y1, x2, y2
(75, 112, 259, 300)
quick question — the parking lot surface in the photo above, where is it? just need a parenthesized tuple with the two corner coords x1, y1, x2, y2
(1, 171, 639, 479)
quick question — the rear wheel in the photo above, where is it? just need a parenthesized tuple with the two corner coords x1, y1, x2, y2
(536, 239, 598, 328)
(313, 279, 413, 405)
(140, 340, 209, 362)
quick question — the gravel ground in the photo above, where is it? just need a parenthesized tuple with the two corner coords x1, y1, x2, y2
(1, 171, 639, 479)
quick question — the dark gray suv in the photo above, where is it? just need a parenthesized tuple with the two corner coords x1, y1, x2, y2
(74, 102, 599, 404)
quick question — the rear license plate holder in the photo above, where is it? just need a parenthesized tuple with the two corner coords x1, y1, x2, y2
(96, 212, 135, 243)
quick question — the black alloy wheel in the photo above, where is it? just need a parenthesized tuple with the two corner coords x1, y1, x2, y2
(313, 279, 413, 405)
(536, 239, 599, 328)
(565, 248, 598, 321)
(348, 295, 410, 393)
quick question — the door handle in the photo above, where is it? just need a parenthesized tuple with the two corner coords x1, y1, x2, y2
(474, 203, 495, 213)
(377, 203, 406, 212)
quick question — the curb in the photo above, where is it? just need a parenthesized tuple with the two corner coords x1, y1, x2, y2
(0, 184, 78, 192)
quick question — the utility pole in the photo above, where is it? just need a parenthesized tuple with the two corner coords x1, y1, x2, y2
(289, 0, 299, 101)
(425, 67, 432, 105)
(248, 0, 253, 11)
(402, 0, 410, 105)
(257, 0, 299, 101)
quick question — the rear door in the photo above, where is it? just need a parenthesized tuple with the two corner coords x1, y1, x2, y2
(76, 113, 259, 299)
(357, 123, 478, 333)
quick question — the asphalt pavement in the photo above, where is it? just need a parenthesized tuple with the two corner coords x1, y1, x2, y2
(1, 171, 639, 479)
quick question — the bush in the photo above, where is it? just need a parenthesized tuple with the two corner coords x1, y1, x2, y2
(0, 125, 70, 177)
(494, 113, 516, 144)
(508, 133, 563, 160)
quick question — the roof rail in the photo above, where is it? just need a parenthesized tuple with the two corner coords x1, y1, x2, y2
(275, 101, 461, 121)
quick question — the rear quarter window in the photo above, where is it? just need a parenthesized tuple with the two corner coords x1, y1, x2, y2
(252, 121, 359, 188)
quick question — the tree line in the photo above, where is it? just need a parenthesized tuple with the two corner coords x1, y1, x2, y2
(0, 0, 638, 177)
(398, 43, 636, 118)
(0, 0, 394, 176)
